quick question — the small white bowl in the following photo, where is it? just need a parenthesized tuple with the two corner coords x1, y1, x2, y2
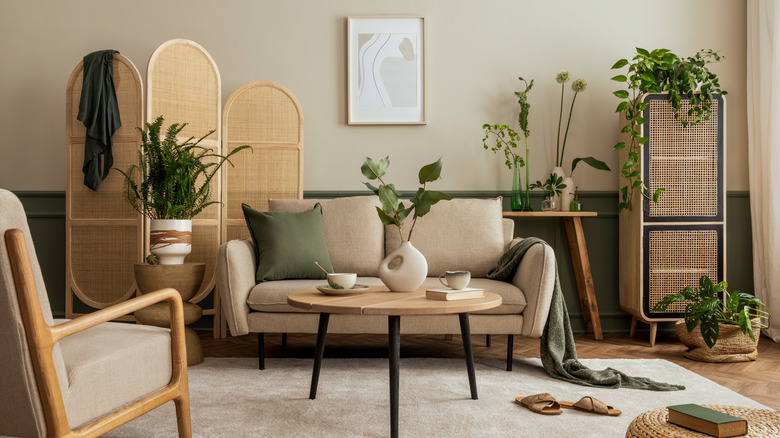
(327, 273, 357, 289)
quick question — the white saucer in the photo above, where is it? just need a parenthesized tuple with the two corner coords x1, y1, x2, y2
(316, 284, 371, 295)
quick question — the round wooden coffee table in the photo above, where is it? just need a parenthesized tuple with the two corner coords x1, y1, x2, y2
(288, 285, 502, 438)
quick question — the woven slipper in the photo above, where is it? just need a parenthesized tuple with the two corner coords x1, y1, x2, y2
(515, 393, 562, 415)
(560, 396, 621, 416)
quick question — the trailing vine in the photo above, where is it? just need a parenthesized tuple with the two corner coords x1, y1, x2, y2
(610, 48, 726, 212)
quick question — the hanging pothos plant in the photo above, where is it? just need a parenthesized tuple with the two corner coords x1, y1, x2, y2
(610, 48, 727, 212)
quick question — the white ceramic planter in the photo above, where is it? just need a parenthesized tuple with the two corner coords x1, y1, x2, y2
(149, 219, 192, 265)
(560, 177, 575, 211)
(378, 241, 428, 292)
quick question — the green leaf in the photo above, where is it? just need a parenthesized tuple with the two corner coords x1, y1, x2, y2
(616, 101, 629, 113)
(377, 184, 399, 213)
(613, 141, 626, 150)
(361, 156, 386, 180)
(613, 90, 630, 99)
(700, 315, 720, 349)
(572, 157, 611, 174)
(611, 74, 627, 82)
(418, 157, 443, 184)
(363, 182, 379, 195)
(620, 125, 632, 133)
(611, 59, 629, 69)
(636, 47, 650, 56)
(375, 206, 399, 226)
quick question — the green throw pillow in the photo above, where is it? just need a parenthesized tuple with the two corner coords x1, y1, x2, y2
(242, 203, 334, 282)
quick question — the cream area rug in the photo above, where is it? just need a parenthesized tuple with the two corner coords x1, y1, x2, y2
(107, 357, 770, 438)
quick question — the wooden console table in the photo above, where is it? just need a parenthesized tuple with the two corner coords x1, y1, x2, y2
(502, 211, 603, 340)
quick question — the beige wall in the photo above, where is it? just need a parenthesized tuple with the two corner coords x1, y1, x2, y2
(0, 0, 747, 192)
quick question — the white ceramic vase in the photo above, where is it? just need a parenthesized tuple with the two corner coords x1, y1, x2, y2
(378, 241, 428, 292)
(149, 219, 192, 265)
(560, 177, 575, 211)
(551, 166, 566, 211)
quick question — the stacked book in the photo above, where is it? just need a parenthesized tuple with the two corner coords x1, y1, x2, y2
(425, 288, 484, 301)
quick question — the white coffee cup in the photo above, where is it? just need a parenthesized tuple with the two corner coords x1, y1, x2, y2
(439, 270, 471, 290)
(327, 273, 357, 289)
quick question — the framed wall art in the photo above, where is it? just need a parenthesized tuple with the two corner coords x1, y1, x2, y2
(347, 16, 426, 125)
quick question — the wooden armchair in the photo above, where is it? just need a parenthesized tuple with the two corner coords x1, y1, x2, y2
(0, 189, 191, 438)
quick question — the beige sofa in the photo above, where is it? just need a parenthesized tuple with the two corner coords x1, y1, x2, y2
(217, 196, 556, 370)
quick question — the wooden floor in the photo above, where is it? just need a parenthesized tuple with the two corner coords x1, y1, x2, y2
(199, 330, 780, 410)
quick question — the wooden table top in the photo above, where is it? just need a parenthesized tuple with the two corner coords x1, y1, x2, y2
(287, 285, 502, 316)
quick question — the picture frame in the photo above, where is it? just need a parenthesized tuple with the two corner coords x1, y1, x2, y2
(347, 16, 426, 125)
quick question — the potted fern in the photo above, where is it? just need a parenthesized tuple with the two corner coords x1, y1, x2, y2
(116, 115, 250, 264)
(652, 275, 770, 362)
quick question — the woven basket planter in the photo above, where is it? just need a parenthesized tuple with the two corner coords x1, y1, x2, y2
(675, 319, 761, 362)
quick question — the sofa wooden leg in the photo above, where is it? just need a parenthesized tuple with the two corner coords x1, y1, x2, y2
(506, 334, 514, 371)
(258, 333, 265, 370)
(485, 334, 491, 347)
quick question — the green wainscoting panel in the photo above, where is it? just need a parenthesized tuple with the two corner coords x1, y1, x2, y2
(14, 190, 753, 333)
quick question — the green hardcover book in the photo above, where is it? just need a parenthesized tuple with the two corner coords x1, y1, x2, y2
(667, 404, 748, 437)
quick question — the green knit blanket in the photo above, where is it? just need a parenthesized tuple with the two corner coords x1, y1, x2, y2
(487, 237, 684, 391)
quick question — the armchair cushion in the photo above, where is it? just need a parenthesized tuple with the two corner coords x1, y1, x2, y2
(58, 321, 172, 429)
(242, 203, 333, 282)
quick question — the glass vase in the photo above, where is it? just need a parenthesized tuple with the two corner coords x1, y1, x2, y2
(541, 196, 556, 211)
(510, 166, 532, 211)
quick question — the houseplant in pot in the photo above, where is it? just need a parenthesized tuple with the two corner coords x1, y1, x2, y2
(552, 72, 610, 209)
(116, 115, 250, 264)
(482, 77, 534, 211)
(652, 275, 770, 362)
(529, 172, 567, 211)
(361, 156, 452, 291)
(610, 48, 727, 212)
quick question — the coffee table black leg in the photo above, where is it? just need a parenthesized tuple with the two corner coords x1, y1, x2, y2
(389, 315, 401, 438)
(309, 312, 330, 400)
(458, 312, 478, 400)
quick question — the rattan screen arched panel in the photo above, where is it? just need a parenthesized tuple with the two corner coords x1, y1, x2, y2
(146, 39, 222, 312)
(65, 54, 144, 317)
(222, 81, 304, 243)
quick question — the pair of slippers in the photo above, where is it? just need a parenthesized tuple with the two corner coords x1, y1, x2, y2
(516, 393, 622, 416)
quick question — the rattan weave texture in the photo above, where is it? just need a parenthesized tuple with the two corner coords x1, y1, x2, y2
(626, 405, 779, 437)
(65, 54, 144, 314)
(147, 39, 222, 305)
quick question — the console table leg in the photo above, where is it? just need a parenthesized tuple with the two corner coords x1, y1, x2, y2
(389, 315, 401, 438)
(458, 313, 478, 399)
(309, 312, 330, 400)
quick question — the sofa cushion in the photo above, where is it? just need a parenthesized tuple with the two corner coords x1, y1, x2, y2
(247, 277, 386, 312)
(385, 198, 505, 277)
(243, 203, 333, 282)
(246, 277, 525, 315)
(270, 196, 384, 276)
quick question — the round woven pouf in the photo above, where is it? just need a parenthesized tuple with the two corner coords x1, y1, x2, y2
(626, 405, 780, 437)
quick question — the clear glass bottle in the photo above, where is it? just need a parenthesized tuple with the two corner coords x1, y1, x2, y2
(570, 188, 582, 212)
(541, 195, 556, 211)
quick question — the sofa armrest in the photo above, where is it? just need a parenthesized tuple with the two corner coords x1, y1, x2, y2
(509, 238, 556, 338)
(217, 239, 256, 336)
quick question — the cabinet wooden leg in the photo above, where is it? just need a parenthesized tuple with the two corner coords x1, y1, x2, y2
(629, 317, 638, 338)
(649, 322, 658, 347)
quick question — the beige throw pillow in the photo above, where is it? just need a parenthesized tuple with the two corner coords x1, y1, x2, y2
(384, 197, 505, 277)
(269, 196, 384, 276)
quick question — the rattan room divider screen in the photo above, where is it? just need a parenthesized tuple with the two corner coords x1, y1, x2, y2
(219, 81, 304, 336)
(146, 39, 222, 321)
(619, 93, 726, 346)
(65, 54, 144, 318)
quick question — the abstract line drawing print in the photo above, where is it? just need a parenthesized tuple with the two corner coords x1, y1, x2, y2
(357, 33, 417, 108)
